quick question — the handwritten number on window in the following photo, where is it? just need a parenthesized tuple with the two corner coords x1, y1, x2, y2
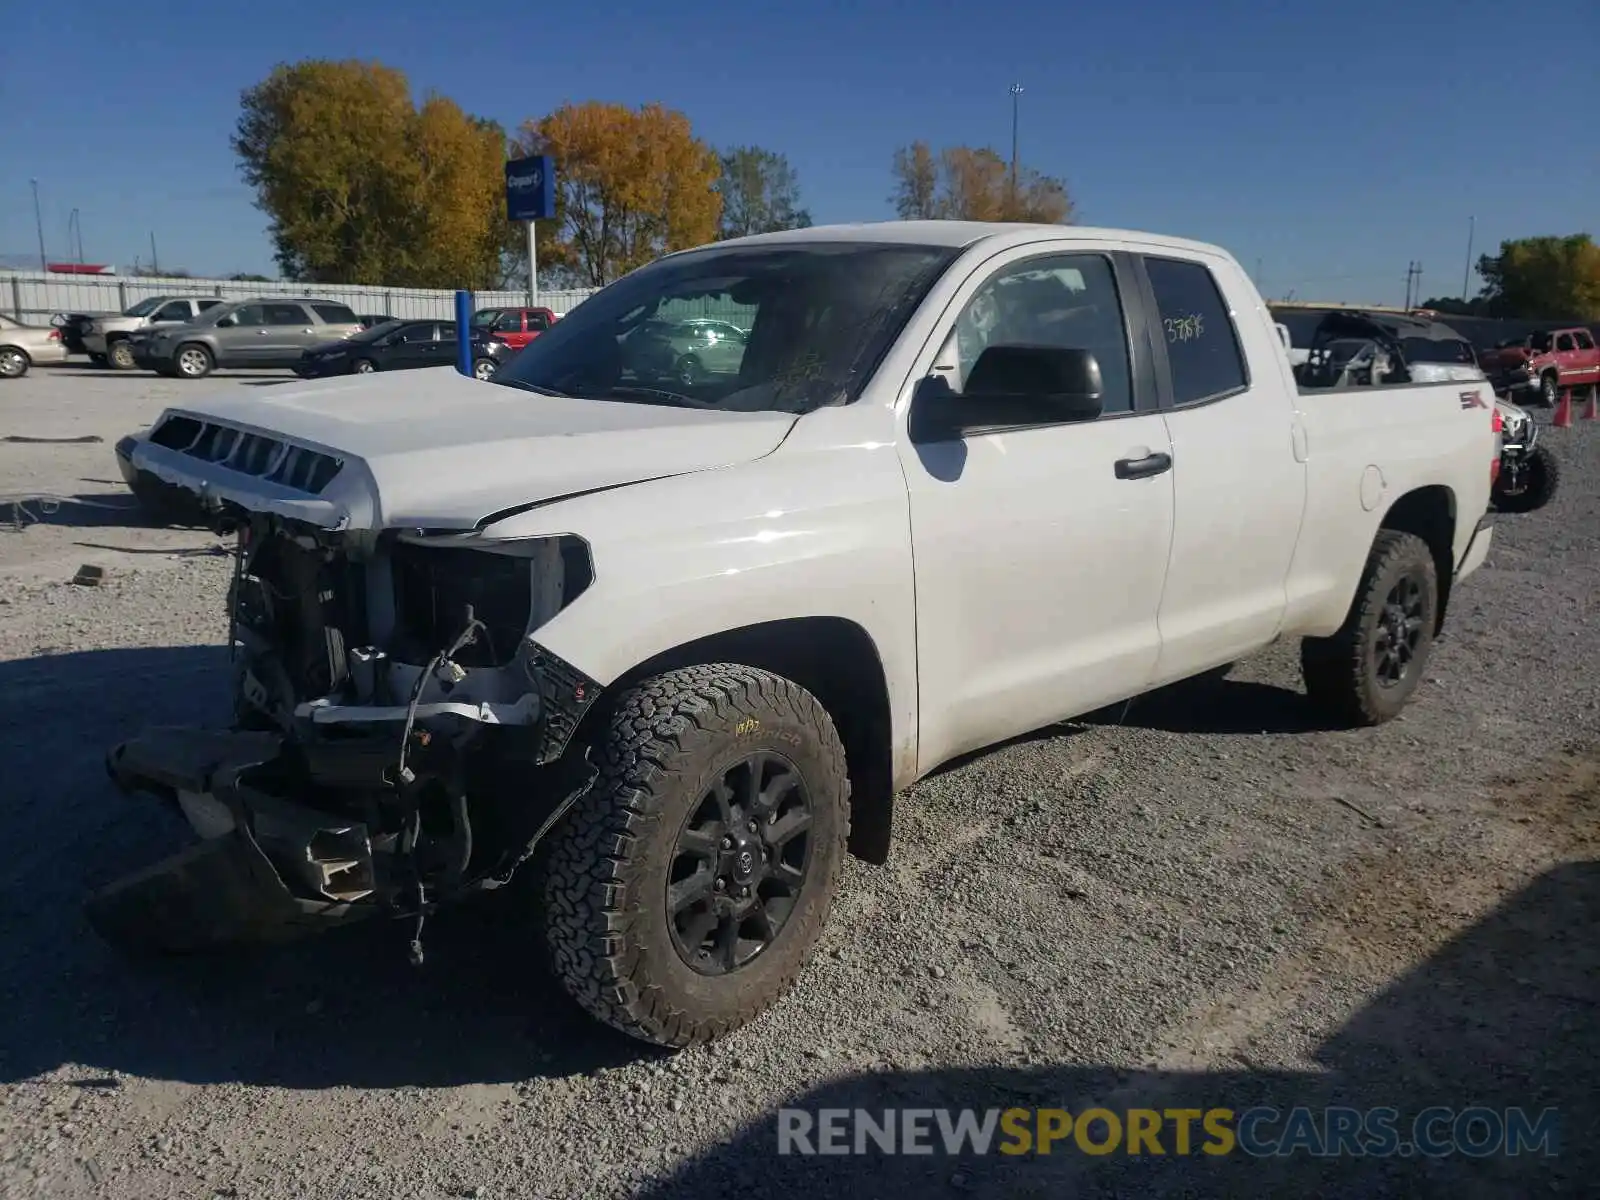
(1163, 313, 1204, 343)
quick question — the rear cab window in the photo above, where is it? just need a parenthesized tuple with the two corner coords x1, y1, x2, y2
(1142, 256, 1249, 405)
(1574, 330, 1596, 351)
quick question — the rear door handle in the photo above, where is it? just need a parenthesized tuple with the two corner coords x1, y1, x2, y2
(1114, 451, 1173, 480)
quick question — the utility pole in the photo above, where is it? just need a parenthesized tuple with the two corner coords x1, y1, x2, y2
(1009, 82, 1024, 213)
(30, 179, 47, 272)
(150, 231, 160, 276)
(1403, 261, 1423, 309)
(1461, 216, 1475, 301)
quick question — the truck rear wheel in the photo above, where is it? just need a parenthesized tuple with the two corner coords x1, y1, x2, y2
(1301, 530, 1438, 727)
(542, 663, 849, 1048)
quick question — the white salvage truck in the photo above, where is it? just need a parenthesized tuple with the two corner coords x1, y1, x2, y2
(97, 222, 1499, 1047)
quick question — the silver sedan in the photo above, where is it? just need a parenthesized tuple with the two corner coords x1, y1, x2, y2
(0, 314, 70, 378)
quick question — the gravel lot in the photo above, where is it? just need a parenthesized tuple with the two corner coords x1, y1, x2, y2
(1, 363, 1596, 1199)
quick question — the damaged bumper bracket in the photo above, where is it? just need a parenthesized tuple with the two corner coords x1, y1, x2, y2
(89, 728, 373, 954)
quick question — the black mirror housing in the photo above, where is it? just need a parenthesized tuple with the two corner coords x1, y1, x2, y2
(910, 345, 1104, 442)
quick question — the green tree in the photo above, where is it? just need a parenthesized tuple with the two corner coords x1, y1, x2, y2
(1476, 234, 1600, 320)
(516, 101, 722, 287)
(717, 147, 811, 239)
(891, 140, 1073, 224)
(234, 59, 510, 288)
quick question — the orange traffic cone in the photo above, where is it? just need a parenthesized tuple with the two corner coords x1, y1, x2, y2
(1583, 386, 1599, 421)
(1553, 388, 1573, 428)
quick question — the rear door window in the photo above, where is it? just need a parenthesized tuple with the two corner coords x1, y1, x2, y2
(265, 303, 311, 326)
(310, 302, 359, 325)
(153, 301, 193, 322)
(1143, 257, 1249, 405)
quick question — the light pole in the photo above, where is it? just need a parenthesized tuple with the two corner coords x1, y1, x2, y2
(1461, 215, 1475, 301)
(30, 179, 47, 272)
(1009, 83, 1024, 211)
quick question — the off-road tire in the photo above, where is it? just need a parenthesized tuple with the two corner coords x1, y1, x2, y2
(1540, 372, 1559, 407)
(108, 339, 136, 370)
(1494, 444, 1560, 514)
(542, 663, 849, 1048)
(1301, 530, 1438, 727)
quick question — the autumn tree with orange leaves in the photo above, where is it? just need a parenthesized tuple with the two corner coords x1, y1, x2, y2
(234, 60, 509, 288)
(516, 102, 722, 288)
(890, 140, 1073, 224)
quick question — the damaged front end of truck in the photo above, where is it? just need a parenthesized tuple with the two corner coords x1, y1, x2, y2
(89, 413, 608, 961)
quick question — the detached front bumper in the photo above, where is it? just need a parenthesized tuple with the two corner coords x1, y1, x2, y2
(87, 728, 381, 953)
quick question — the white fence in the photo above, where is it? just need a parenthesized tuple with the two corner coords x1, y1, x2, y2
(1, 270, 598, 325)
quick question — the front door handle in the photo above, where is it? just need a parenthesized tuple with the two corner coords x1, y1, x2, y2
(1114, 451, 1173, 480)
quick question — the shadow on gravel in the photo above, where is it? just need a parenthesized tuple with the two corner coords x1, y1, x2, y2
(639, 859, 1598, 1198)
(1087, 675, 1337, 736)
(0, 645, 654, 1093)
(0, 492, 196, 531)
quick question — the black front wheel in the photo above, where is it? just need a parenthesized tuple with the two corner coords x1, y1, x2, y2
(1494, 445, 1560, 514)
(1302, 530, 1438, 726)
(542, 664, 849, 1048)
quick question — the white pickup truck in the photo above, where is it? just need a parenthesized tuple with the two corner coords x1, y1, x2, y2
(96, 221, 1498, 1048)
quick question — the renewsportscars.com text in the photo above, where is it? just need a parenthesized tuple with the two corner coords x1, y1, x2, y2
(777, 1106, 1560, 1158)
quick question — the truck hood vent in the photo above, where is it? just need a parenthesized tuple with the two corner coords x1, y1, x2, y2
(150, 415, 344, 495)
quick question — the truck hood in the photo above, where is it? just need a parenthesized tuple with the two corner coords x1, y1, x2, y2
(128, 368, 798, 531)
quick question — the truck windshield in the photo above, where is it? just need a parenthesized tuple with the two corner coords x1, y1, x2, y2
(490, 241, 959, 413)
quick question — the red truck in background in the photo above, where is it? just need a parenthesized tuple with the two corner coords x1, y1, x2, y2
(1477, 326, 1600, 406)
(471, 305, 557, 351)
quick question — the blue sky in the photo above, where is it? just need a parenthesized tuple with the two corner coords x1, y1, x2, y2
(2, 0, 1594, 304)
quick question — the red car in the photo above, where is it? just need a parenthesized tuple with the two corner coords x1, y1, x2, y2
(1478, 326, 1600, 406)
(472, 306, 556, 351)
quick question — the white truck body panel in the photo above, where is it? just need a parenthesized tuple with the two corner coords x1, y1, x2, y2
(124, 221, 1496, 787)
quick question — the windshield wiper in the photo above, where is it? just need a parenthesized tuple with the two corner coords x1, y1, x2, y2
(602, 386, 719, 410)
(494, 378, 574, 398)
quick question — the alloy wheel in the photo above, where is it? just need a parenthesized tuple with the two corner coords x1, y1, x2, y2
(1373, 573, 1426, 688)
(666, 753, 814, 976)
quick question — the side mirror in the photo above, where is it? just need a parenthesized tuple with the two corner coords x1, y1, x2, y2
(910, 345, 1104, 442)
(215, 315, 236, 328)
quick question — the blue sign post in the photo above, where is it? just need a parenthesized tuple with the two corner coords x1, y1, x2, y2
(454, 289, 473, 378)
(505, 155, 556, 308)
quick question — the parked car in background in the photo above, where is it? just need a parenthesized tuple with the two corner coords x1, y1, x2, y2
(295, 318, 516, 381)
(620, 315, 751, 386)
(132, 298, 363, 379)
(0, 314, 68, 378)
(1492, 397, 1559, 513)
(472, 305, 557, 350)
(358, 313, 395, 328)
(99, 221, 1498, 1049)
(1477, 326, 1600, 405)
(82, 295, 226, 369)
